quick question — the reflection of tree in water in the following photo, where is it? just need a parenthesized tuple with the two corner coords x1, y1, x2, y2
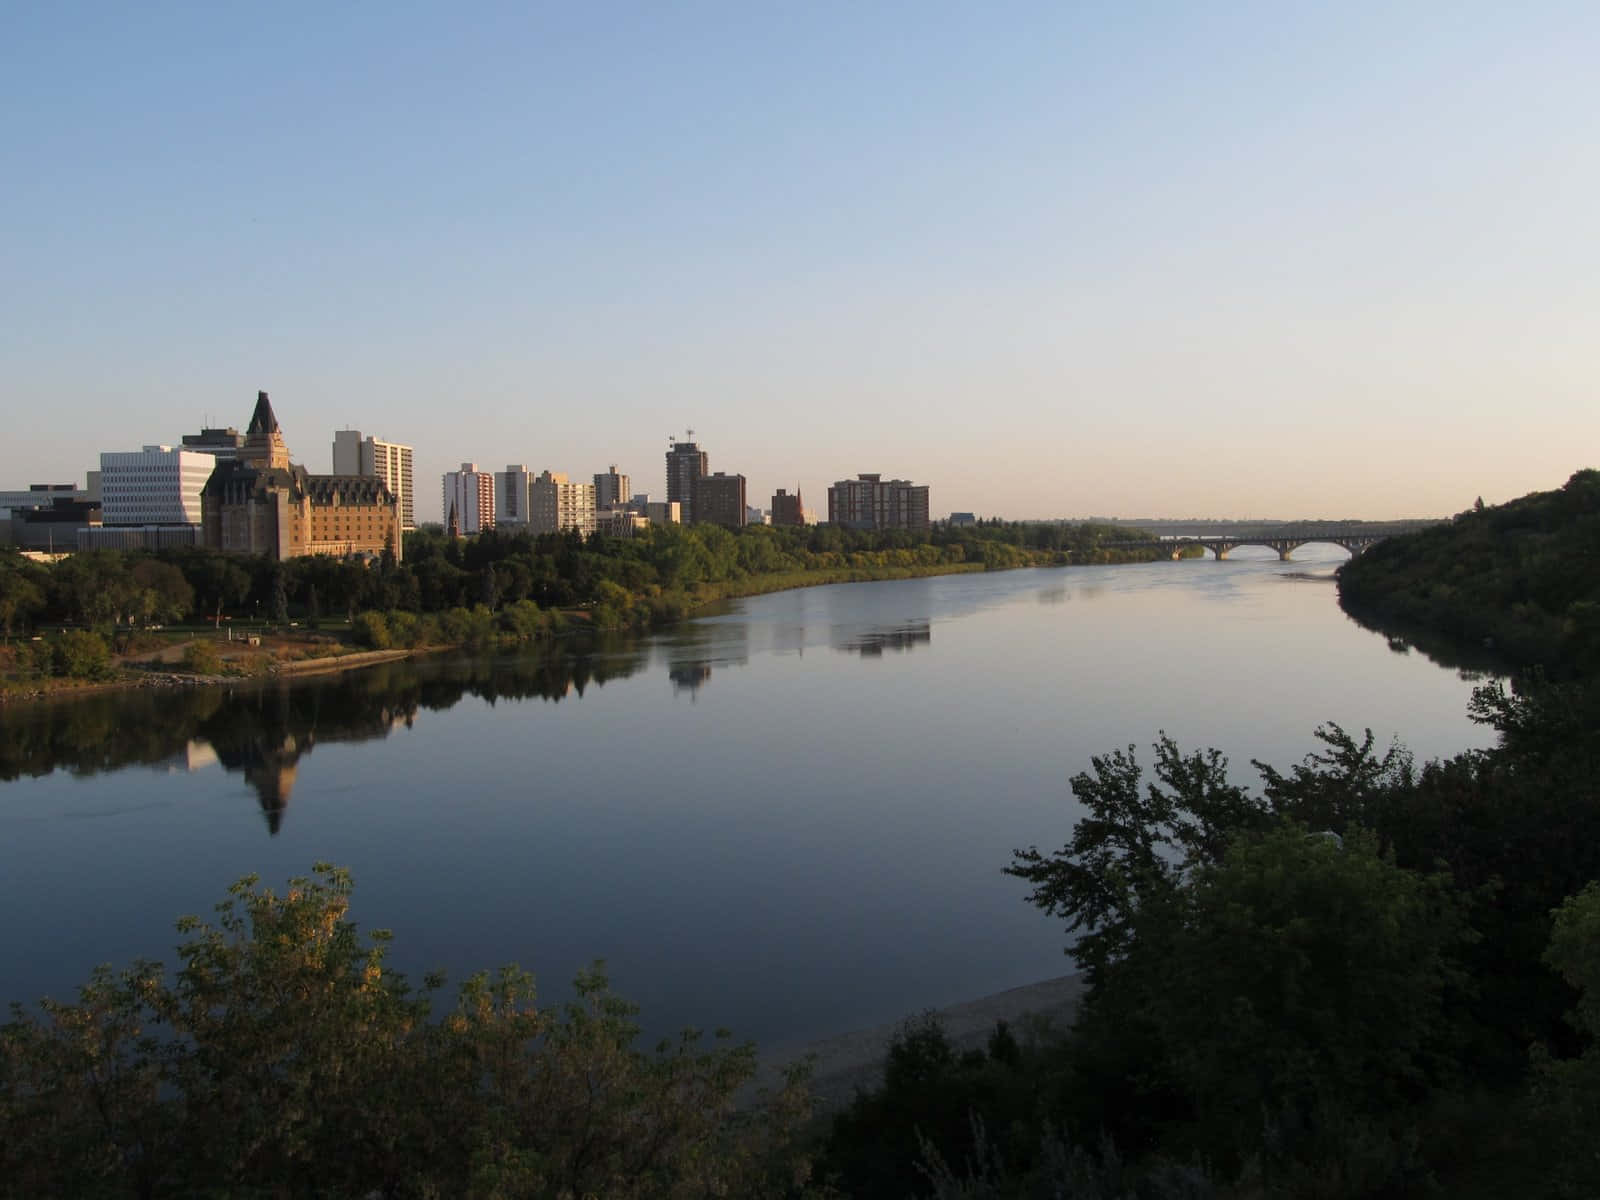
(1339, 604, 1513, 678)
(0, 635, 651, 834)
(835, 620, 932, 657)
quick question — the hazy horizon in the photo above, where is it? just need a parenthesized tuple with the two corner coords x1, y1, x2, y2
(6, 4, 1596, 523)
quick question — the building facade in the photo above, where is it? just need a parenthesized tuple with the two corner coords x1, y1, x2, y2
(443, 462, 495, 534)
(771, 487, 804, 526)
(596, 509, 649, 538)
(695, 472, 747, 528)
(593, 466, 630, 512)
(202, 392, 402, 562)
(827, 473, 931, 531)
(100, 446, 217, 527)
(530, 471, 597, 535)
(334, 431, 416, 531)
(181, 427, 245, 462)
(644, 500, 681, 525)
(665, 441, 707, 524)
(495, 464, 534, 525)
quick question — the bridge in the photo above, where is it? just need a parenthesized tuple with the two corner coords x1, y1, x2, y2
(1097, 521, 1438, 562)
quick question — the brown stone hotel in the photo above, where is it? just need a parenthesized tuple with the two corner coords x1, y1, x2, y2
(202, 392, 401, 562)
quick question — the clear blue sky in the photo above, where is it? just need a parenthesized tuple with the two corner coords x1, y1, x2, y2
(5, 2, 1596, 522)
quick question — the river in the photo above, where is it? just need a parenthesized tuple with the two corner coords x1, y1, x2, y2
(0, 547, 1495, 1047)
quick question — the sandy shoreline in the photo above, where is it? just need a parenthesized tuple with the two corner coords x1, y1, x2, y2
(748, 974, 1084, 1110)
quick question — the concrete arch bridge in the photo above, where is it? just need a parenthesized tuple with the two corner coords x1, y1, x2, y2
(1100, 522, 1435, 562)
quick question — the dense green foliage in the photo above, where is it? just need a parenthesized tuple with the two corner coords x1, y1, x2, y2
(1, 866, 813, 1199)
(0, 520, 1163, 643)
(1337, 469, 1600, 676)
(817, 673, 1600, 1197)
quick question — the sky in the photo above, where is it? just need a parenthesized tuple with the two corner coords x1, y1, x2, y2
(4, 2, 1596, 523)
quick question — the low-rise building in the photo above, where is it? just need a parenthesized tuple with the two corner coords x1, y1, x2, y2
(596, 508, 650, 538)
(645, 500, 681, 525)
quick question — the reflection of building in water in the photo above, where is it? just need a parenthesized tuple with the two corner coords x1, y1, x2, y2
(200, 680, 419, 835)
(668, 662, 713, 698)
(211, 731, 312, 837)
(153, 739, 220, 774)
(836, 620, 932, 657)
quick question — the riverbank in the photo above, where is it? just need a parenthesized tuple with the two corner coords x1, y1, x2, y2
(749, 974, 1085, 1111)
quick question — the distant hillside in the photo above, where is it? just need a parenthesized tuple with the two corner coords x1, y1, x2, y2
(1337, 469, 1600, 677)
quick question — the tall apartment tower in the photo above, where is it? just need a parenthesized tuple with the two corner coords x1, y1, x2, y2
(333, 430, 416, 531)
(593, 465, 630, 512)
(442, 462, 495, 534)
(695, 472, 747, 528)
(530, 471, 597, 535)
(495, 464, 534, 524)
(827, 473, 931, 531)
(665, 441, 707, 524)
(771, 487, 804, 526)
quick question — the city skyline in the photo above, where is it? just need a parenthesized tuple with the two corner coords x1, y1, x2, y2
(5, 5, 1597, 521)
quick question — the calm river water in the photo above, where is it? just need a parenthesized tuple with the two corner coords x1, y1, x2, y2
(0, 549, 1494, 1047)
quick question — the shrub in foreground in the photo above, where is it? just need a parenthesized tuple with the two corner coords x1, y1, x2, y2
(0, 865, 814, 1199)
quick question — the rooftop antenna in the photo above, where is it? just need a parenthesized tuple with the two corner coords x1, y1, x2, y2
(685, 427, 695, 441)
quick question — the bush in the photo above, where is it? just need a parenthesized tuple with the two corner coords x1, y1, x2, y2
(0, 865, 814, 1198)
(180, 640, 223, 675)
(49, 630, 111, 679)
(350, 610, 391, 650)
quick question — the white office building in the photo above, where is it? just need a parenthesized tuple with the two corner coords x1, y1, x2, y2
(333, 430, 416, 531)
(495, 464, 535, 525)
(443, 462, 495, 534)
(99, 446, 216, 526)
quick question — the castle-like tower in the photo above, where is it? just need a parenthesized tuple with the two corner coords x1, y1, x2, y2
(203, 392, 401, 562)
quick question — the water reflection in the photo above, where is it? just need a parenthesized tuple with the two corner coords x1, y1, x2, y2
(835, 620, 932, 657)
(0, 640, 651, 834)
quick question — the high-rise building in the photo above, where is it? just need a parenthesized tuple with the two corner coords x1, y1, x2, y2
(442, 463, 495, 534)
(695, 472, 747, 528)
(333, 430, 416, 531)
(530, 471, 596, 535)
(827, 473, 930, 531)
(496, 464, 534, 525)
(771, 487, 804, 526)
(644, 500, 680, 525)
(665, 441, 707, 524)
(100, 446, 217, 526)
(593, 465, 630, 512)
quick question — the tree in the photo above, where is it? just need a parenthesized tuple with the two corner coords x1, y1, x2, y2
(1076, 824, 1469, 1178)
(0, 567, 44, 637)
(0, 865, 814, 1197)
(1006, 735, 1265, 984)
(270, 566, 289, 625)
(1530, 882, 1600, 1196)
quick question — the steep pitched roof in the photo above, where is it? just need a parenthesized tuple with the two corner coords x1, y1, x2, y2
(246, 391, 280, 436)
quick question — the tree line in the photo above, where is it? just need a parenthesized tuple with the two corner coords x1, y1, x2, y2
(0, 521, 1165, 658)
